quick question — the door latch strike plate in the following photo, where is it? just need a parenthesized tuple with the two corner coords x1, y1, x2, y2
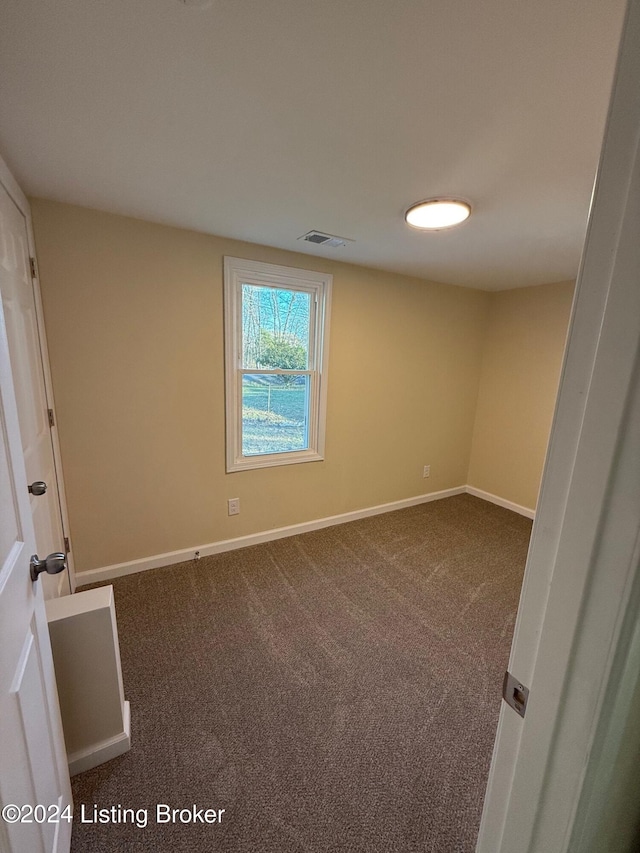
(503, 670, 529, 718)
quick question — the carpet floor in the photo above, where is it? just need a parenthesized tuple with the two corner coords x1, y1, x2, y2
(70, 494, 531, 853)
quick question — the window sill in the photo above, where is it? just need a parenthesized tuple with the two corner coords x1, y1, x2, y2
(226, 449, 324, 473)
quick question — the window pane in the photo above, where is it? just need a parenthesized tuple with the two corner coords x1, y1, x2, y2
(241, 284, 311, 370)
(241, 374, 309, 456)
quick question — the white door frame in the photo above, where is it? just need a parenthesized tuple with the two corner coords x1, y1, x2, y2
(477, 0, 640, 849)
(0, 157, 76, 593)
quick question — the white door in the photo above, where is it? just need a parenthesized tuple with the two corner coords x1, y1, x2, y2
(0, 177, 71, 599)
(0, 289, 72, 849)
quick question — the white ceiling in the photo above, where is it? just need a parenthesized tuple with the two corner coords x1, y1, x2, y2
(0, 0, 627, 290)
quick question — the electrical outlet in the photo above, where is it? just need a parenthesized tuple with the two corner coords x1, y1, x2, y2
(423, 465, 431, 478)
(228, 498, 240, 516)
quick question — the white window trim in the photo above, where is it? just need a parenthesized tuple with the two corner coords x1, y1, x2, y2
(223, 257, 332, 473)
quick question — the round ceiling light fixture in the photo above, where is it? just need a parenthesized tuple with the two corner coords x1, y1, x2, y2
(405, 198, 471, 230)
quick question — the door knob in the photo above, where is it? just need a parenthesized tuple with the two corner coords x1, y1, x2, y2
(30, 552, 66, 582)
(28, 481, 47, 496)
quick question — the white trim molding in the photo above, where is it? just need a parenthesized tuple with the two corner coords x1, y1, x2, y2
(75, 485, 535, 586)
(68, 701, 131, 777)
(465, 486, 535, 519)
(75, 486, 467, 585)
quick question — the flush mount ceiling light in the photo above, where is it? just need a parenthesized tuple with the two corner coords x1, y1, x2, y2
(405, 198, 471, 230)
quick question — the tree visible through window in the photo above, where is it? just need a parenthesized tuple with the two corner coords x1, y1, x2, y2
(241, 284, 310, 455)
(224, 258, 332, 471)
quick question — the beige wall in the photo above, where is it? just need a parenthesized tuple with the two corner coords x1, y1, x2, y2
(31, 199, 490, 572)
(467, 282, 575, 511)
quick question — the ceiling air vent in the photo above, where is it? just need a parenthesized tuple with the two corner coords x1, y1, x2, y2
(298, 230, 354, 248)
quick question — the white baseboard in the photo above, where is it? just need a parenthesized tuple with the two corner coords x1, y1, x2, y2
(68, 700, 131, 776)
(75, 487, 466, 585)
(465, 486, 536, 519)
(75, 484, 535, 586)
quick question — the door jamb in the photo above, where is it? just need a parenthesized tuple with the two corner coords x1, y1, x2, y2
(476, 0, 640, 849)
(0, 156, 76, 594)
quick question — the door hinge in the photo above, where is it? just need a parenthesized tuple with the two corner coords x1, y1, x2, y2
(64, 537, 71, 554)
(503, 670, 529, 718)
(48, 408, 55, 428)
(29, 256, 38, 279)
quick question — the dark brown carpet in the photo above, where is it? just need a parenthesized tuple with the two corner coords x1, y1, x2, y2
(71, 493, 531, 853)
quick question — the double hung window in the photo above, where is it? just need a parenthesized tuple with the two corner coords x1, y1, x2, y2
(224, 257, 332, 472)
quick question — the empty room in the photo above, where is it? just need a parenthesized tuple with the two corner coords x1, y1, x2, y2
(2, 2, 638, 853)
